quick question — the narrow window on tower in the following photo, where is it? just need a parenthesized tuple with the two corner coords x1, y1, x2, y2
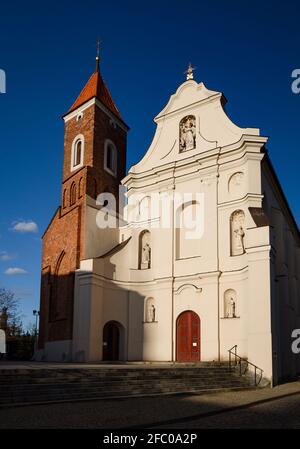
(74, 141, 82, 166)
(70, 182, 77, 206)
(104, 139, 117, 176)
(71, 135, 84, 171)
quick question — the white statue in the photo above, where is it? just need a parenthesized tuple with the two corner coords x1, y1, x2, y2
(180, 116, 196, 152)
(147, 304, 156, 322)
(234, 225, 245, 253)
(228, 297, 236, 318)
(142, 242, 151, 268)
(231, 210, 245, 256)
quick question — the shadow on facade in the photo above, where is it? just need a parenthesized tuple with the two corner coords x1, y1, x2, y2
(39, 259, 148, 363)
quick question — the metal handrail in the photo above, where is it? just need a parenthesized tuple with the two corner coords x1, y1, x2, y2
(228, 345, 263, 386)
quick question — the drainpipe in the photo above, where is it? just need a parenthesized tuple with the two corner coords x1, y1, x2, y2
(216, 147, 222, 362)
(171, 178, 175, 363)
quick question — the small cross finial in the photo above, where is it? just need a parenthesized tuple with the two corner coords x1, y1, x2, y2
(95, 38, 101, 71)
(185, 62, 196, 80)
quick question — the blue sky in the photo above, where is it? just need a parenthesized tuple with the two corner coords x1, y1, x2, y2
(0, 0, 299, 328)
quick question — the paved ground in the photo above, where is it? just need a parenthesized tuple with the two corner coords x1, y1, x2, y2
(1, 380, 300, 429)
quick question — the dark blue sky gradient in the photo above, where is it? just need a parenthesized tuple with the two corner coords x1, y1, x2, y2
(0, 0, 299, 327)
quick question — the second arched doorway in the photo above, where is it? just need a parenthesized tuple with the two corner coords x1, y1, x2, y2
(103, 321, 122, 361)
(176, 311, 200, 362)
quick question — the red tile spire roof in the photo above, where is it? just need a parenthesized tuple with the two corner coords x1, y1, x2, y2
(67, 58, 123, 121)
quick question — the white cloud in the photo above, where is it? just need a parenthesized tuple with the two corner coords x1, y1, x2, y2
(11, 220, 38, 233)
(0, 251, 14, 261)
(4, 267, 28, 275)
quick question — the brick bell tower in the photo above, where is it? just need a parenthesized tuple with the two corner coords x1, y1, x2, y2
(38, 52, 129, 358)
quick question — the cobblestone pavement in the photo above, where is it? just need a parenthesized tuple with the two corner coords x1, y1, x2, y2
(1, 380, 300, 429)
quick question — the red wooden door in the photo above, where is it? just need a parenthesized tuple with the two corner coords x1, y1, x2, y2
(176, 311, 200, 362)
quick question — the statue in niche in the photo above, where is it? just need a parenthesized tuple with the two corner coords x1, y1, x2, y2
(147, 304, 155, 323)
(141, 242, 151, 269)
(228, 297, 236, 318)
(231, 210, 245, 256)
(179, 115, 196, 152)
(224, 290, 237, 318)
(146, 300, 156, 323)
(234, 225, 245, 253)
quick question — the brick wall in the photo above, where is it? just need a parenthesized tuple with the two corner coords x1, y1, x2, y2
(38, 100, 127, 349)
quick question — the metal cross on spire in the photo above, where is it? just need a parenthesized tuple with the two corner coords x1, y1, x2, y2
(185, 62, 196, 80)
(95, 38, 101, 71)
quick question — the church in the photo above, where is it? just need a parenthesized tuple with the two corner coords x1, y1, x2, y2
(37, 55, 300, 385)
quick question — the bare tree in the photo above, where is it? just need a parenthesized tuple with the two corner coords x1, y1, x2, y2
(0, 288, 22, 336)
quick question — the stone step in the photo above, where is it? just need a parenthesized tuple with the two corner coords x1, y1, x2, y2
(0, 382, 251, 405)
(0, 368, 234, 380)
(0, 367, 233, 376)
(0, 381, 250, 402)
(0, 365, 255, 406)
(0, 371, 236, 383)
(0, 376, 248, 389)
(0, 375, 246, 388)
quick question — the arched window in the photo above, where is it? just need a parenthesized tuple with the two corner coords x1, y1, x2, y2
(63, 189, 67, 208)
(49, 251, 70, 321)
(224, 289, 238, 318)
(71, 135, 84, 171)
(175, 201, 202, 259)
(75, 140, 82, 166)
(139, 196, 151, 221)
(78, 178, 83, 199)
(139, 230, 151, 269)
(145, 298, 156, 323)
(70, 182, 77, 206)
(230, 210, 245, 256)
(104, 139, 117, 176)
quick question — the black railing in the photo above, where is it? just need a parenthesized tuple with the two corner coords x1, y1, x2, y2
(228, 345, 263, 386)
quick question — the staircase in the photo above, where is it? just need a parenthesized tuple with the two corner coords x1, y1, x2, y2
(0, 362, 257, 407)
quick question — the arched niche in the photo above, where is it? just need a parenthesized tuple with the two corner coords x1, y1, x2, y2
(228, 172, 244, 196)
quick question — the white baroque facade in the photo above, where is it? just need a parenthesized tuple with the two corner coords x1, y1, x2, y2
(41, 76, 300, 385)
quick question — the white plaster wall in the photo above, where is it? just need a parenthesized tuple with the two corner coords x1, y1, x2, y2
(70, 77, 299, 387)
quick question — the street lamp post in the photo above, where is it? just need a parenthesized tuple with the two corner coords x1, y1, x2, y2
(32, 310, 40, 351)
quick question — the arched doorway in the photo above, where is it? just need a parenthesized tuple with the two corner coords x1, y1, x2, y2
(176, 311, 200, 362)
(102, 321, 121, 361)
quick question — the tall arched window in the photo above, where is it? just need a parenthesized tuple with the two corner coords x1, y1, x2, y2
(75, 140, 82, 166)
(139, 230, 151, 269)
(175, 201, 202, 259)
(49, 251, 70, 321)
(139, 196, 151, 221)
(63, 189, 67, 208)
(70, 182, 77, 206)
(71, 135, 84, 171)
(104, 139, 117, 176)
(78, 178, 83, 199)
